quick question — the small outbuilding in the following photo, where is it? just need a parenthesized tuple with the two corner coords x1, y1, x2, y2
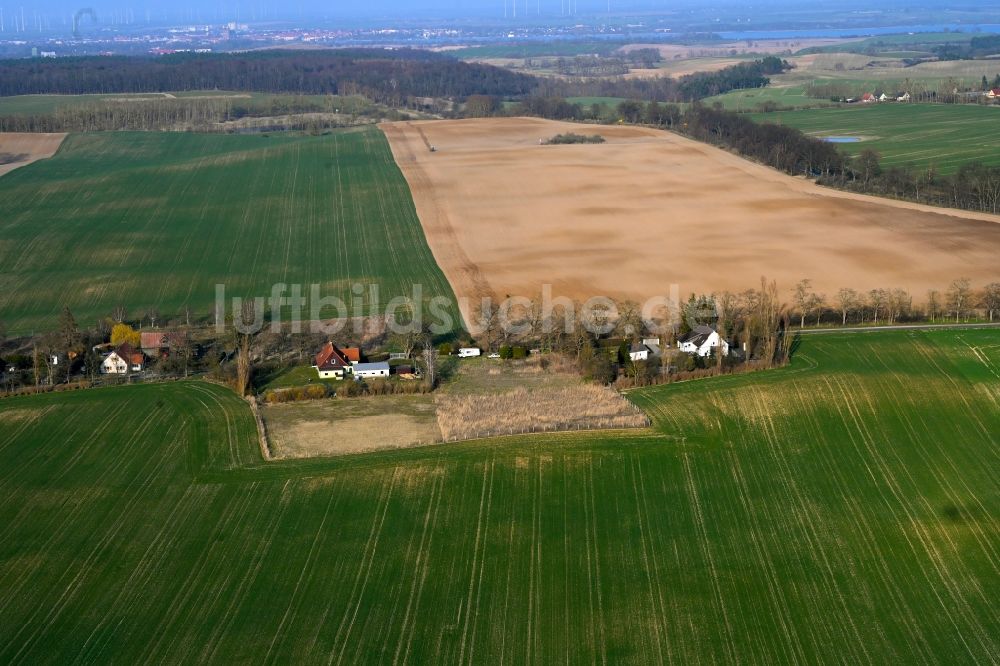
(354, 361, 391, 379)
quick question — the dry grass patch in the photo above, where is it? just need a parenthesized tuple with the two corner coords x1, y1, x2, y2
(262, 394, 441, 458)
(436, 383, 649, 441)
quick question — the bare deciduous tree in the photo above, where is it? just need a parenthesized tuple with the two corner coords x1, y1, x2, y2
(233, 300, 259, 397)
(869, 288, 889, 325)
(926, 289, 941, 322)
(793, 279, 814, 328)
(835, 288, 859, 325)
(982, 283, 1000, 322)
(947, 278, 972, 323)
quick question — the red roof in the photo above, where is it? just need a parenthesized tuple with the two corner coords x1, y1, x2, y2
(343, 347, 361, 363)
(314, 342, 350, 371)
(141, 331, 168, 349)
(113, 343, 144, 366)
(140, 330, 186, 349)
(991, 88, 1000, 96)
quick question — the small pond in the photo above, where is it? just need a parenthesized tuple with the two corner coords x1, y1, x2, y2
(822, 136, 863, 144)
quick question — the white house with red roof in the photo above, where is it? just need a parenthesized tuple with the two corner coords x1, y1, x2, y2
(312, 342, 353, 379)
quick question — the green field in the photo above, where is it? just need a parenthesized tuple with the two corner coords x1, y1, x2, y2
(704, 84, 839, 111)
(566, 96, 630, 107)
(0, 93, 171, 115)
(1, 329, 997, 662)
(0, 127, 456, 331)
(750, 103, 1000, 173)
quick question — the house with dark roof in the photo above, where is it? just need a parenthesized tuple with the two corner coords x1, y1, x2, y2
(677, 325, 729, 358)
(313, 342, 353, 379)
(629, 342, 651, 362)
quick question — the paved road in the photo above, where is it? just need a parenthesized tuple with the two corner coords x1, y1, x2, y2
(794, 322, 1000, 335)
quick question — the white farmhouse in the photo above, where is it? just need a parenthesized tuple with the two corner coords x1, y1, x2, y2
(677, 326, 729, 358)
(628, 343, 650, 362)
(101, 343, 144, 374)
(102, 351, 129, 375)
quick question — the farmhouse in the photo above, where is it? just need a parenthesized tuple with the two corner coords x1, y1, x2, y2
(987, 88, 1000, 99)
(313, 342, 353, 379)
(861, 92, 876, 104)
(354, 361, 390, 379)
(895, 92, 910, 102)
(102, 343, 145, 374)
(629, 343, 651, 362)
(678, 326, 729, 358)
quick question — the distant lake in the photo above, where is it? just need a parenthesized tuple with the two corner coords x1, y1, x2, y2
(719, 24, 1000, 40)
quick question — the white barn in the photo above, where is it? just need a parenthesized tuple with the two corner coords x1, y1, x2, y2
(354, 361, 390, 379)
(677, 325, 729, 358)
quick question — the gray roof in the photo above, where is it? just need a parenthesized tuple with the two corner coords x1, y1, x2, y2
(354, 361, 390, 372)
(678, 325, 717, 346)
(629, 342, 650, 353)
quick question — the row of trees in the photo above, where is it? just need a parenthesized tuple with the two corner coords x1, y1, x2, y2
(0, 93, 396, 133)
(790, 278, 1000, 327)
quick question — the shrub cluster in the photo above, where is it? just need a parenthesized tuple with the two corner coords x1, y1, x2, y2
(543, 133, 606, 145)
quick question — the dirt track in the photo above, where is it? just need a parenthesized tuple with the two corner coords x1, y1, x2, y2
(382, 118, 1000, 316)
(0, 133, 66, 178)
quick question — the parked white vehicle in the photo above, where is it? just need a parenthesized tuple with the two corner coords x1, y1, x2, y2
(487, 352, 501, 359)
(458, 347, 481, 358)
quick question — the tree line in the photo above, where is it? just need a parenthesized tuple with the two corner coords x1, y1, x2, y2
(789, 278, 1000, 327)
(0, 50, 538, 103)
(820, 150, 1000, 215)
(533, 55, 790, 102)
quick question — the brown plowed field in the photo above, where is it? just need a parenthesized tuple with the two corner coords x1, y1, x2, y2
(382, 117, 1000, 315)
(0, 133, 66, 178)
